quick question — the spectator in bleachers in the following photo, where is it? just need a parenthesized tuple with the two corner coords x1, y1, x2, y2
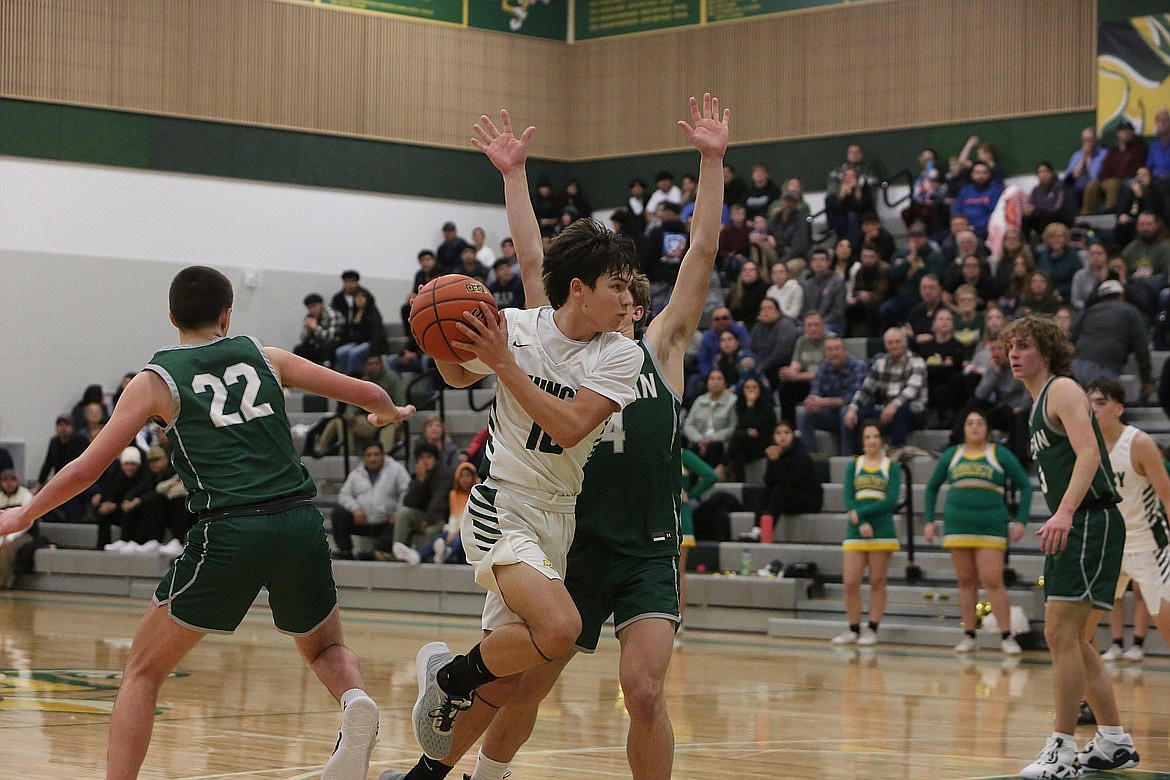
(313, 354, 405, 458)
(940, 154, 968, 220)
(991, 228, 1034, 307)
(1071, 279, 1152, 397)
(1022, 162, 1076, 240)
(396, 460, 479, 566)
(765, 260, 804, 321)
(1121, 211, 1170, 292)
(1083, 119, 1146, 215)
(471, 227, 495, 267)
(726, 260, 770, 328)
(945, 254, 1000, 307)
(743, 163, 781, 220)
(942, 230, 991, 290)
(642, 200, 690, 317)
(777, 310, 828, 423)
(797, 334, 868, 457)
(939, 214, 981, 263)
(831, 237, 853, 279)
(1062, 127, 1107, 211)
(1070, 241, 1110, 312)
(436, 221, 474, 271)
(1001, 252, 1037, 315)
(950, 162, 1003, 240)
(678, 172, 696, 207)
(333, 289, 385, 376)
(0, 467, 36, 588)
(765, 190, 811, 264)
(456, 245, 490, 284)
(1016, 270, 1063, 316)
(956, 135, 1004, 185)
(720, 377, 776, 483)
(923, 408, 1032, 655)
(831, 420, 902, 647)
(409, 413, 462, 480)
(329, 441, 411, 560)
(915, 308, 967, 429)
(330, 269, 371, 325)
(692, 307, 751, 401)
(34, 415, 87, 516)
(713, 330, 763, 391)
(531, 178, 560, 237)
(902, 148, 949, 236)
(1148, 108, 1170, 196)
(843, 327, 927, 451)
(778, 177, 811, 219)
(749, 298, 799, 391)
(0, 447, 11, 474)
(750, 421, 823, 537)
(858, 213, 896, 264)
(625, 178, 648, 233)
(717, 203, 753, 278)
(79, 401, 106, 445)
(844, 241, 889, 338)
(106, 446, 191, 555)
(294, 293, 343, 367)
(1106, 252, 1155, 323)
(826, 142, 877, 193)
(801, 248, 847, 336)
(882, 222, 943, 331)
(371, 441, 451, 562)
(1054, 305, 1075, 335)
(1035, 222, 1083, 302)
(722, 163, 747, 208)
(645, 170, 683, 226)
(905, 274, 949, 345)
(826, 167, 875, 248)
(1115, 167, 1167, 248)
(556, 178, 592, 221)
(488, 257, 525, 310)
(682, 368, 738, 469)
(399, 250, 441, 340)
(70, 384, 109, 431)
(962, 335, 1031, 464)
(111, 372, 137, 410)
(95, 446, 151, 550)
(950, 284, 984, 359)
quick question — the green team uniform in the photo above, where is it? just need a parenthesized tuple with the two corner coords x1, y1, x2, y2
(925, 444, 1033, 549)
(680, 447, 718, 547)
(144, 336, 335, 634)
(1030, 376, 1125, 609)
(842, 456, 902, 552)
(567, 341, 683, 651)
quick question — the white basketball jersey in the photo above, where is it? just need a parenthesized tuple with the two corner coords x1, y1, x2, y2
(1109, 425, 1163, 554)
(466, 306, 642, 511)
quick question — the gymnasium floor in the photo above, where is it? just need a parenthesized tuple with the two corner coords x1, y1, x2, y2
(1, 591, 1167, 779)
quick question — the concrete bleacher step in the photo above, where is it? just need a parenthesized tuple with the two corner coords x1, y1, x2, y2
(39, 522, 105, 550)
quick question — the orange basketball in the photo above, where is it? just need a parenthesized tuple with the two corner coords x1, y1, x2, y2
(408, 274, 498, 363)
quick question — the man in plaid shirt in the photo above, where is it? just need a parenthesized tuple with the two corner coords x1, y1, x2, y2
(797, 336, 870, 456)
(842, 327, 927, 452)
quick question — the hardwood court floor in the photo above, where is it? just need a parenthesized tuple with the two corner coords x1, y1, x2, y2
(1, 591, 1169, 779)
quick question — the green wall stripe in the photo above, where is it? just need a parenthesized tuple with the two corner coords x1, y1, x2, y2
(0, 97, 1092, 210)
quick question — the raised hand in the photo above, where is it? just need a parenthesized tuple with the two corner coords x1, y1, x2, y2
(472, 109, 536, 176)
(677, 93, 729, 159)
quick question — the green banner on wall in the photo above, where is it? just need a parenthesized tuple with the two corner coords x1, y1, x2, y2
(300, 1, 568, 39)
(577, 0, 699, 39)
(706, 0, 842, 23)
(315, 0, 463, 24)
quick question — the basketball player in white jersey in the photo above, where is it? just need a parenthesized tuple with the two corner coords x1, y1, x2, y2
(1083, 378, 1170, 661)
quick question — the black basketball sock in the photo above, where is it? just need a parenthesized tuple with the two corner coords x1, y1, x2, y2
(438, 643, 498, 698)
(849, 623, 861, 635)
(1132, 635, 1145, 647)
(867, 621, 879, 634)
(404, 754, 454, 780)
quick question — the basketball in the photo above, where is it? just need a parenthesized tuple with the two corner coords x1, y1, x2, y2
(408, 274, 498, 363)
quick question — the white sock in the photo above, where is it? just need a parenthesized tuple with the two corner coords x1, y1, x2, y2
(471, 751, 511, 780)
(1098, 724, 1126, 739)
(340, 688, 367, 709)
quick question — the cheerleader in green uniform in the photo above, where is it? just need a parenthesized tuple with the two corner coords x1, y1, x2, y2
(924, 409, 1033, 655)
(832, 421, 902, 647)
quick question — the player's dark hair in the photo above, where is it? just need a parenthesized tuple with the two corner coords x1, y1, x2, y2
(630, 271, 652, 335)
(542, 219, 637, 309)
(170, 266, 233, 330)
(1085, 376, 1126, 405)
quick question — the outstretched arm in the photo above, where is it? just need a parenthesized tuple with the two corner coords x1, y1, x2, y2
(646, 93, 730, 395)
(266, 348, 414, 427)
(472, 110, 547, 308)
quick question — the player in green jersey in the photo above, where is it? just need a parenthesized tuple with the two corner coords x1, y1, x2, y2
(0, 266, 414, 780)
(381, 94, 727, 780)
(1003, 314, 1138, 778)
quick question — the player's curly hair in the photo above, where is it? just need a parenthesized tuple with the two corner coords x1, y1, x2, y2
(999, 314, 1073, 378)
(542, 218, 637, 309)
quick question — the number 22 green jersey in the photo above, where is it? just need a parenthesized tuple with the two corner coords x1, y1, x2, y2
(144, 335, 314, 513)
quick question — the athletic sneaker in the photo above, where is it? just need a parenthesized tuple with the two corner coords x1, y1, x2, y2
(412, 642, 473, 760)
(857, 627, 878, 646)
(1078, 731, 1139, 771)
(321, 693, 379, 780)
(1018, 735, 1082, 779)
(1122, 644, 1145, 662)
(830, 629, 859, 645)
(103, 540, 128, 552)
(1000, 635, 1022, 655)
(1100, 643, 1124, 661)
(954, 635, 977, 653)
(377, 772, 406, 780)
(393, 541, 422, 566)
(160, 538, 184, 556)
(138, 539, 161, 554)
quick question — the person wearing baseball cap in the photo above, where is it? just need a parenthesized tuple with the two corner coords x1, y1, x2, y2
(1071, 276, 1151, 394)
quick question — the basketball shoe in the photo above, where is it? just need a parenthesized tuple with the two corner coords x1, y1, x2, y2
(322, 692, 379, 780)
(413, 642, 473, 760)
(1077, 731, 1139, 771)
(1019, 735, 1081, 779)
